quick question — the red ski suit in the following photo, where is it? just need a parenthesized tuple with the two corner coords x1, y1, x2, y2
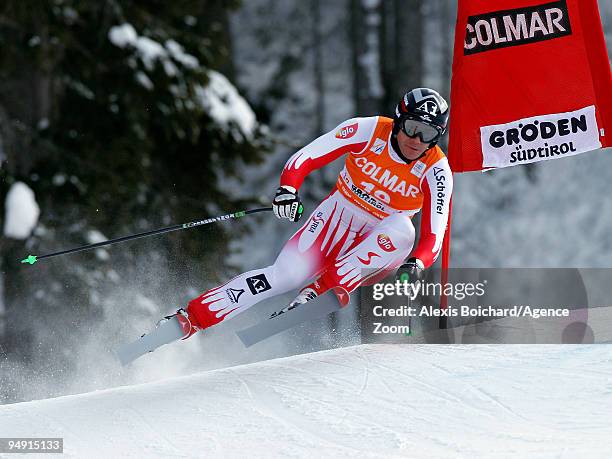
(187, 116, 453, 330)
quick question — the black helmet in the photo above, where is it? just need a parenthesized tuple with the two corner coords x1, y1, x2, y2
(393, 88, 449, 148)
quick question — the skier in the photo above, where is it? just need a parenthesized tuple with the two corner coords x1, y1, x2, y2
(174, 87, 452, 338)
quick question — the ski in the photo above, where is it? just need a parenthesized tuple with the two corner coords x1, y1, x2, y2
(237, 297, 344, 347)
(269, 301, 301, 319)
(116, 314, 187, 366)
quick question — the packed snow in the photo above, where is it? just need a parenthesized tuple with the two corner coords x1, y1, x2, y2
(3, 181, 40, 239)
(1, 344, 610, 458)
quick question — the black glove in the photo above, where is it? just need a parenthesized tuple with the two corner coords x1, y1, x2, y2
(397, 257, 425, 283)
(272, 186, 304, 222)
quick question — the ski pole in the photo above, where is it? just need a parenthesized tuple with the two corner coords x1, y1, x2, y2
(21, 207, 275, 266)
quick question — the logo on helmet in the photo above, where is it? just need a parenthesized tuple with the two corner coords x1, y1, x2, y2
(335, 122, 358, 139)
(417, 100, 439, 116)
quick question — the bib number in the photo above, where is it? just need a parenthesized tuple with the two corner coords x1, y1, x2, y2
(360, 181, 391, 204)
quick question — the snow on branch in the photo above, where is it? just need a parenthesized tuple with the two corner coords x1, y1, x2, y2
(108, 23, 200, 79)
(3, 182, 40, 240)
(195, 70, 257, 140)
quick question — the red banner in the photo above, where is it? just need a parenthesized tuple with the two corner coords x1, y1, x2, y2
(448, 0, 612, 172)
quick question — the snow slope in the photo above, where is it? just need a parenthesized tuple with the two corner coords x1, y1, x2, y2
(1, 344, 611, 458)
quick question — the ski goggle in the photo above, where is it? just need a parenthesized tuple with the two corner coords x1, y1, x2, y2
(400, 117, 443, 143)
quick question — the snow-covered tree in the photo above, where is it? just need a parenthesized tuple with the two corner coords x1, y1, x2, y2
(0, 0, 266, 402)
